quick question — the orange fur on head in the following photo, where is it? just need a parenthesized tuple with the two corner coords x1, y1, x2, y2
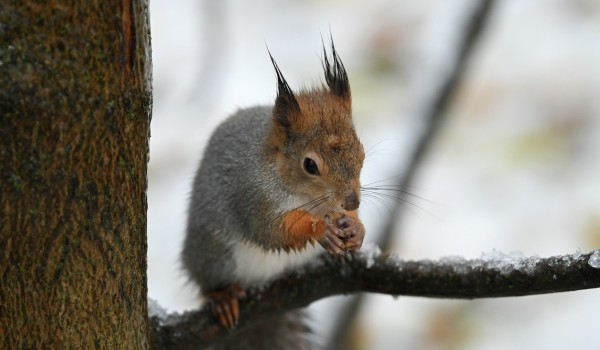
(267, 39, 353, 150)
(266, 40, 364, 214)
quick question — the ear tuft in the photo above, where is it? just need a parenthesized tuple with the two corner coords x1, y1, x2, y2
(322, 36, 350, 99)
(268, 48, 300, 128)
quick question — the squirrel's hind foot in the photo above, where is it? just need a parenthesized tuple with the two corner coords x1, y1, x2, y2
(206, 283, 247, 329)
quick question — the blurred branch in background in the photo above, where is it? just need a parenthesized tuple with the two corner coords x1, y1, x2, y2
(327, 0, 497, 348)
(150, 249, 600, 349)
(187, 0, 228, 115)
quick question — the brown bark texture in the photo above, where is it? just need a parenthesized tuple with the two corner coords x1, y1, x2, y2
(0, 0, 152, 348)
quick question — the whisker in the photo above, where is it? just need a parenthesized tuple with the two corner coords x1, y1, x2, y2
(362, 177, 438, 194)
(363, 139, 403, 160)
(361, 193, 395, 216)
(273, 195, 327, 220)
(361, 174, 406, 186)
(362, 185, 438, 204)
(272, 191, 337, 229)
(295, 195, 329, 211)
(366, 186, 434, 202)
(365, 192, 426, 219)
(303, 196, 332, 215)
(360, 188, 441, 221)
(364, 143, 380, 159)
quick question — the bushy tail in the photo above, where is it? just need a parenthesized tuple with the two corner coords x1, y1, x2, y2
(208, 310, 315, 350)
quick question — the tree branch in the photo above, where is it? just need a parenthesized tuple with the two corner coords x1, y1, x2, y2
(150, 249, 600, 349)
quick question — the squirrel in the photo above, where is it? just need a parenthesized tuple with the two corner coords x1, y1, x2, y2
(181, 40, 366, 349)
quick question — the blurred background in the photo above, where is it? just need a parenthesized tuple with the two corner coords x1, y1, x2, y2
(147, 0, 600, 349)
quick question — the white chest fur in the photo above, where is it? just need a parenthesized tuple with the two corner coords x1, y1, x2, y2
(231, 239, 323, 286)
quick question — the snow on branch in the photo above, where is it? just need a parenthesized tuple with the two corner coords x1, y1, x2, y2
(150, 248, 600, 349)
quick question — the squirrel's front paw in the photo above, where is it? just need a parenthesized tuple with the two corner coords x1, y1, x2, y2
(206, 284, 247, 329)
(318, 214, 365, 254)
(318, 215, 347, 254)
(336, 215, 365, 251)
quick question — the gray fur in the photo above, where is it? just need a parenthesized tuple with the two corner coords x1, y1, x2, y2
(183, 106, 285, 289)
(182, 106, 314, 349)
(206, 310, 314, 350)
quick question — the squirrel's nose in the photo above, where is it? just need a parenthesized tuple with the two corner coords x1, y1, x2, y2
(342, 191, 360, 211)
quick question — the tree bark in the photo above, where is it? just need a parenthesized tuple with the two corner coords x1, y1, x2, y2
(0, 1, 152, 348)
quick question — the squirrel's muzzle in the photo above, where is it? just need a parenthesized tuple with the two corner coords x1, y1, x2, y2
(342, 191, 360, 211)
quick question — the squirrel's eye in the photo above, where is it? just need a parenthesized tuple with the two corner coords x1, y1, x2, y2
(303, 157, 320, 176)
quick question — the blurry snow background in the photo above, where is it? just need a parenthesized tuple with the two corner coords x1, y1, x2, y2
(147, 0, 600, 349)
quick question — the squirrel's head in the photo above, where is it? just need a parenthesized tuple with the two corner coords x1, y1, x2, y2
(267, 41, 364, 214)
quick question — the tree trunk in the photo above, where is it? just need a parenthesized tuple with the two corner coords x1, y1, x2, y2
(0, 1, 152, 348)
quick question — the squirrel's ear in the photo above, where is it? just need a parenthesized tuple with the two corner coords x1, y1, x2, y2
(268, 49, 300, 129)
(322, 38, 350, 100)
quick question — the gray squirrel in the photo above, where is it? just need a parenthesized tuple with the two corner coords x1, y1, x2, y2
(182, 40, 366, 349)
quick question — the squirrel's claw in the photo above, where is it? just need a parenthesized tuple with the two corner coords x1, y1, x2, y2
(318, 230, 346, 254)
(207, 284, 246, 329)
(318, 214, 365, 254)
(318, 216, 347, 254)
(338, 216, 365, 251)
